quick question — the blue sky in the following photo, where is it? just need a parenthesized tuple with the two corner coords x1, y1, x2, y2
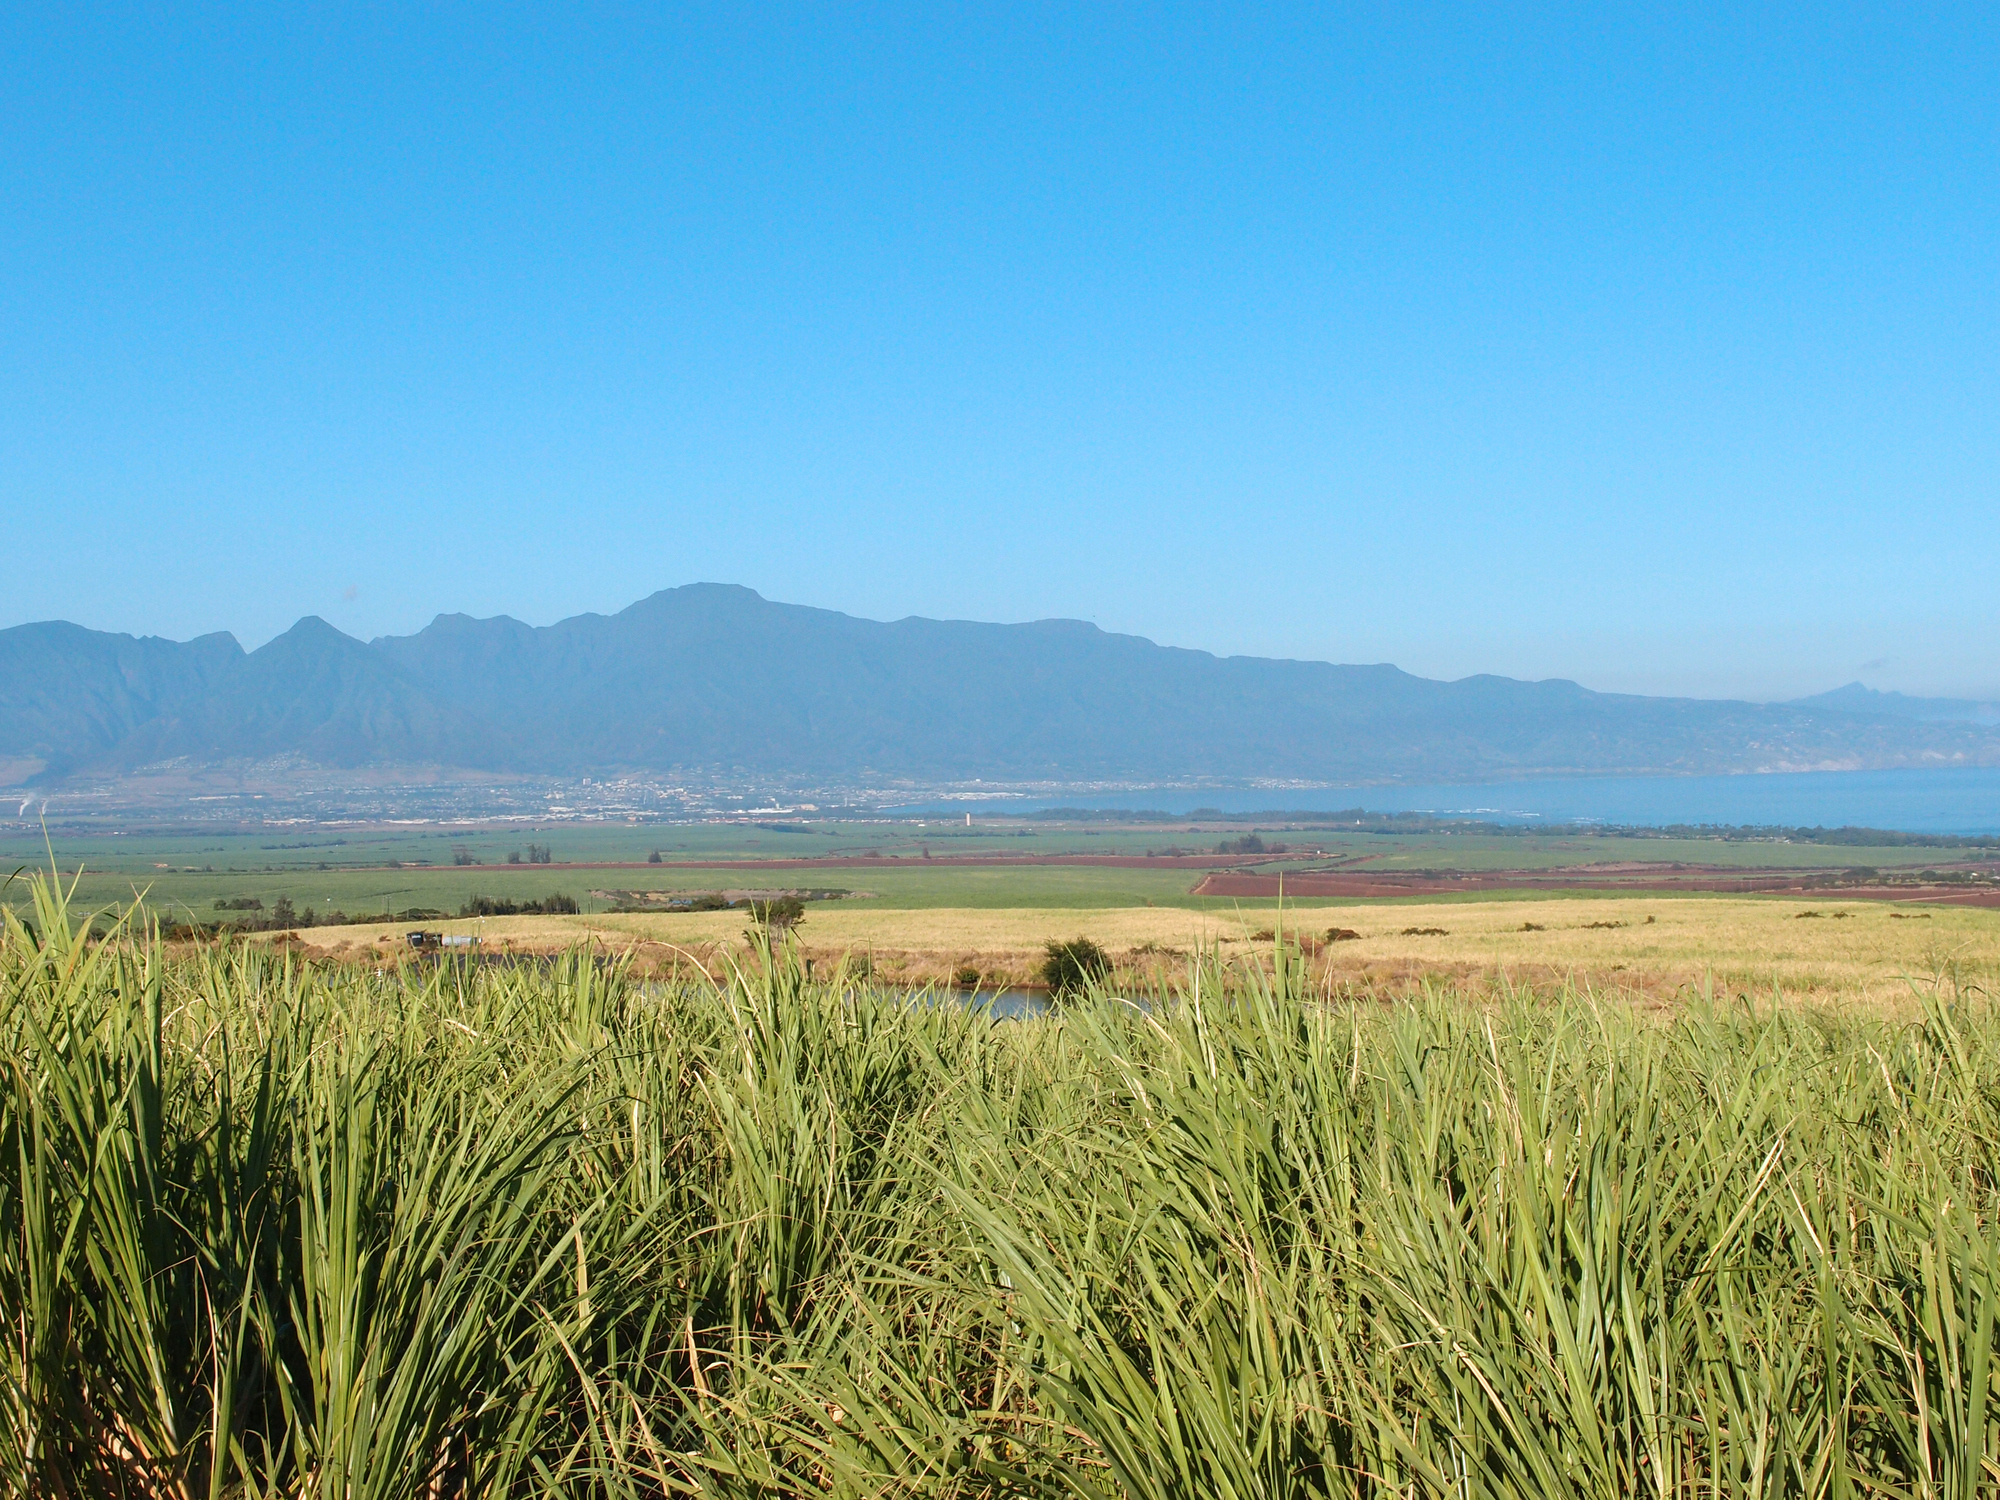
(3, 4, 1995, 700)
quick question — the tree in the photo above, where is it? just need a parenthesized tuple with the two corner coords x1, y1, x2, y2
(1039, 937, 1111, 1002)
(748, 896, 806, 932)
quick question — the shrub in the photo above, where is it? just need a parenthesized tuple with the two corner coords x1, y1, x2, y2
(671, 893, 733, 912)
(1039, 936, 1111, 1000)
(748, 896, 806, 931)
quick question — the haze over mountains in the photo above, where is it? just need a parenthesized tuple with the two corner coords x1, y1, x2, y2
(3, 584, 1997, 789)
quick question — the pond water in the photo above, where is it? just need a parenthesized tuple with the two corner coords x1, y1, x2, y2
(954, 988, 1048, 1019)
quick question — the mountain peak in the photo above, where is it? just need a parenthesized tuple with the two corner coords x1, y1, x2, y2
(621, 582, 770, 616)
(1793, 681, 1999, 726)
(257, 615, 366, 653)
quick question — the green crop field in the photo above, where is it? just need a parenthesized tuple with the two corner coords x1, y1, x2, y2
(2, 818, 1985, 927)
(4, 817, 1987, 877)
(8, 870, 2000, 1496)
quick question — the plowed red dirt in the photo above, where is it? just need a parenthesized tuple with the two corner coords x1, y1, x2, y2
(1191, 866, 2000, 906)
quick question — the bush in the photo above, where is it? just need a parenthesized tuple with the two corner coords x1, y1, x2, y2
(1039, 936, 1111, 1000)
(748, 896, 806, 931)
(671, 893, 734, 912)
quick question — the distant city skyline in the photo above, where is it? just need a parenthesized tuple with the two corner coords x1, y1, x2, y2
(5, 6, 1995, 701)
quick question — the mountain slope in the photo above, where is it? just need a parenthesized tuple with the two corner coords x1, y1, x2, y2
(111, 617, 509, 770)
(373, 585, 2000, 780)
(1792, 682, 2000, 726)
(7, 586, 2000, 785)
(0, 622, 243, 778)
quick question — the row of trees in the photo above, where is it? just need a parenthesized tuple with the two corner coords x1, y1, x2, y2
(458, 893, 580, 917)
(197, 897, 444, 933)
(1215, 833, 1288, 855)
(451, 843, 555, 866)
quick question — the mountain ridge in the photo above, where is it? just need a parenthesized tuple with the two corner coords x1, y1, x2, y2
(1790, 682, 2000, 726)
(4, 585, 1998, 786)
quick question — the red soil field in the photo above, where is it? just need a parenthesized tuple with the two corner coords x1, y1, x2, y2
(1190, 867, 2000, 907)
(401, 853, 1267, 873)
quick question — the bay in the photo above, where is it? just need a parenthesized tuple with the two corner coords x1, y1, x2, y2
(900, 767, 2000, 836)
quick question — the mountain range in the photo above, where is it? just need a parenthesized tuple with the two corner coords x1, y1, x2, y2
(4, 584, 1998, 787)
(1791, 682, 2000, 727)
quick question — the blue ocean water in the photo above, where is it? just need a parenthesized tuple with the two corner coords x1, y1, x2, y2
(898, 767, 2000, 836)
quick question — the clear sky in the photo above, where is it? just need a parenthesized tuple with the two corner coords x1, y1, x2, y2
(4, 4, 1995, 701)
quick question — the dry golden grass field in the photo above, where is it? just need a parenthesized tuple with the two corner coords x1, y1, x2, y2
(294, 893, 2000, 1005)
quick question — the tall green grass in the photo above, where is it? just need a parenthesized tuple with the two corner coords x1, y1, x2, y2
(4, 871, 1998, 1496)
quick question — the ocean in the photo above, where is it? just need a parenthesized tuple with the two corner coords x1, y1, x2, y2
(900, 766, 2000, 836)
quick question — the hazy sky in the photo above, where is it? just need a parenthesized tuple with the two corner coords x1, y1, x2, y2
(4, 5, 1995, 701)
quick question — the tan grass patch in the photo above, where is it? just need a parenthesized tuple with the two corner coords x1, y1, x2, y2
(295, 895, 2000, 1004)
